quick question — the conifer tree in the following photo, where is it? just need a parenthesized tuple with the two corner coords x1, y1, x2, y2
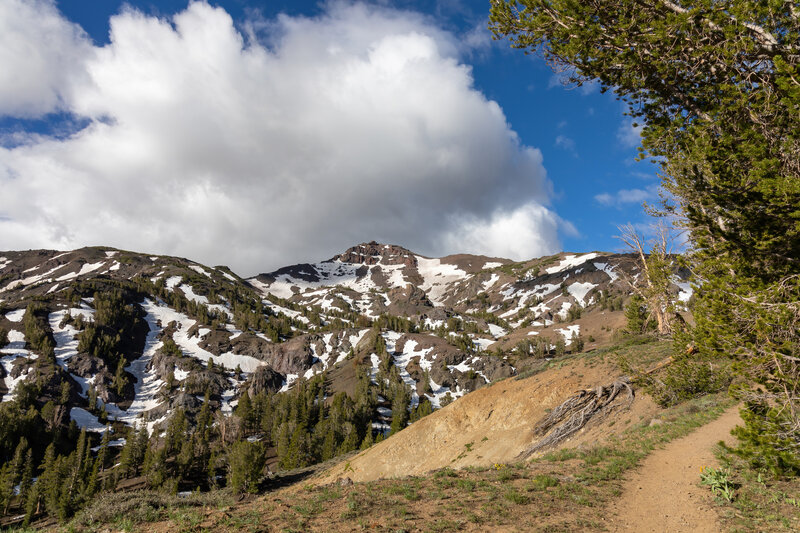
(236, 390, 253, 434)
(359, 429, 374, 450)
(19, 448, 33, 509)
(491, 0, 800, 473)
(227, 440, 266, 494)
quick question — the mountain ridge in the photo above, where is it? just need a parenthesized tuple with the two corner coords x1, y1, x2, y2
(0, 242, 691, 481)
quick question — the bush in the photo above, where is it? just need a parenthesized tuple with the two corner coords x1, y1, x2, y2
(622, 353, 732, 408)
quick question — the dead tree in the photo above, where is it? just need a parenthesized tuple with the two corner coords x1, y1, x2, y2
(618, 222, 680, 335)
(518, 377, 635, 458)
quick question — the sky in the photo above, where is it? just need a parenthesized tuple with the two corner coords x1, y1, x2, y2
(0, 0, 662, 275)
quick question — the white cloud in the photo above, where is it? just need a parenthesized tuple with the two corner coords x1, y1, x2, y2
(554, 134, 576, 153)
(617, 117, 643, 148)
(0, 0, 91, 117)
(594, 185, 659, 207)
(439, 203, 562, 261)
(0, 1, 563, 274)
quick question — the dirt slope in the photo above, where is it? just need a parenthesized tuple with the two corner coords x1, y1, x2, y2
(609, 405, 741, 532)
(316, 357, 658, 484)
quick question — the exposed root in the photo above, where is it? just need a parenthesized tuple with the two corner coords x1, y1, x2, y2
(518, 377, 635, 459)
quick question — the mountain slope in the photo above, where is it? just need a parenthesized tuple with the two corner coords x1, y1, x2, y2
(0, 243, 691, 439)
(315, 352, 659, 483)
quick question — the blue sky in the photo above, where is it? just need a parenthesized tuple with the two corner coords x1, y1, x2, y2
(0, 0, 660, 273)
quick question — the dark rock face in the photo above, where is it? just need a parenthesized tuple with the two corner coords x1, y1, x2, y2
(472, 358, 516, 382)
(268, 263, 322, 283)
(246, 366, 284, 396)
(9, 357, 29, 379)
(330, 242, 418, 267)
(430, 364, 454, 389)
(182, 370, 230, 398)
(68, 352, 108, 377)
(456, 371, 487, 393)
(230, 334, 273, 359)
(146, 392, 202, 420)
(94, 369, 135, 405)
(199, 329, 314, 375)
(199, 328, 234, 355)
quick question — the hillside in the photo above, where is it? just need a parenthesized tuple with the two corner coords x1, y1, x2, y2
(63, 339, 777, 533)
(0, 242, 693, 527)
(315, 354, 658, 483)
(0, 243, 691, 437)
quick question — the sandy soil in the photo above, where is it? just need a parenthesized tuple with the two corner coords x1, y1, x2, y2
(609, 405, 741, 532)
(315, 357, 658, 484)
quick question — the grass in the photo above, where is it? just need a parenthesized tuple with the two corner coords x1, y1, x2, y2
(709, 445, 800, 532)
(124, 389, 731, 533)
(59, 339, 775, 533)
(66, 489, 234, 532)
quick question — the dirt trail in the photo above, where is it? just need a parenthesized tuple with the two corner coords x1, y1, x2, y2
(610, 405, 741, 532)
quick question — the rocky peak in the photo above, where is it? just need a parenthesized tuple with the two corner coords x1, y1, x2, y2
(330, 241, 417, 267)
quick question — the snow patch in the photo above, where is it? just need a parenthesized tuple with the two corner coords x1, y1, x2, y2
(557, 324, 581, 341)
(593, 262, 619, 282)
(1, 330, 37, 402)
(673, 278, 694, 302)
(546, 253, 599, 274)
(487, 324, 507, 339)
(165, 276, 183, 290)
(188, 265, 212, 278)
(1, 263, 65, 292)
(70, 407, 107, 432)
(415, 257, 468, 306)
(567, 282, 597, 306)
(482, 273, 500, 291)
(5, 309, 25, 322)
(55, 261, 106, 282)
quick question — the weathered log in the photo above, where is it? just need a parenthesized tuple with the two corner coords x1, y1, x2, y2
(518, 377, 635, 458)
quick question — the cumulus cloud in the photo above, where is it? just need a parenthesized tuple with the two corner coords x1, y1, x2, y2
(0, 0, 91, 116)
(439, 202, 562, 260)
(0, 1, 563, 273)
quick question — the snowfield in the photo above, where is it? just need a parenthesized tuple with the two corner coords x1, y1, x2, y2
(415, 256, 468, 306)
(1, 330, 37, 402)
(546, 253, 599, 274)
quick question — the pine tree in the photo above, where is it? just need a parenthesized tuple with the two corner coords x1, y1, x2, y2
(0, 464, 13, 517)
(491, 0, 800, 473)
(38, 443, 62, 518)
(1, 438, 27, 514)
(19, 448, 33, 509)
(227, 441, 266, 494)
(624, 294, 650, 335)
(359, 429, 374, 450)
(236, 390, 253, 434)
(23, 482, 39, 526)
(554, 338, 566, 358)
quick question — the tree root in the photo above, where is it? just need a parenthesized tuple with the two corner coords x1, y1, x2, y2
(517, 377, 635, 459)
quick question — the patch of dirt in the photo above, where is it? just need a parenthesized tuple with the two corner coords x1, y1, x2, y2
(315, 357, 658, 484)
(609, 404, 741, 532)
